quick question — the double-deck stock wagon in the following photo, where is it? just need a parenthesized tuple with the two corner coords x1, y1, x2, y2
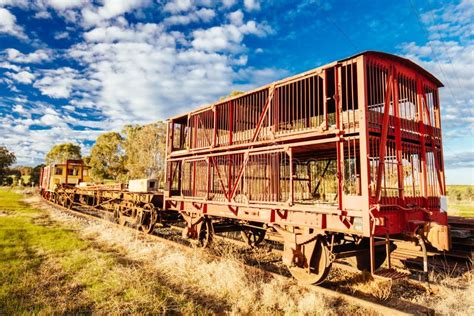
(41, 51, 450, 284)
(164, 51, 449, 284)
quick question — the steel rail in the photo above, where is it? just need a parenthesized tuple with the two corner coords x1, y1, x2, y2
(40, 197, 433, 315)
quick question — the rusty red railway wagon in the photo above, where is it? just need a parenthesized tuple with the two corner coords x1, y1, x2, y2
(164, 51, 450, 284)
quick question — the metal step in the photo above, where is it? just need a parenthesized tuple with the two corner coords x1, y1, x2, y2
(375, 268, 411, 280)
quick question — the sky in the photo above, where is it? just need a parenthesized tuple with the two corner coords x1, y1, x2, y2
(0, 0, 472, 184)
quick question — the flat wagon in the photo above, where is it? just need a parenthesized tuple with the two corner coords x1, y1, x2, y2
(164, 51, 449, 284)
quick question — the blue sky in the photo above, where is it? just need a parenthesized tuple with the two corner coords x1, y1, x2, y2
(0, 0, 472, 184)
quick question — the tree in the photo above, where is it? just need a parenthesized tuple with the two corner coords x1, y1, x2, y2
(45, 143, 81, 164)
(0, 146, 16, 182)
(122, 122, 167, 185)
(19, 166, 32, 176)
(89, 132, 126, 181)
(31, 164, 45, 186)
(220, 90, 244, 100)
(5, 168, 21, 186)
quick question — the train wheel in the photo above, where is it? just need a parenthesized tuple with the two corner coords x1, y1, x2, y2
(113, 209, 120, 224)
(288, 237, 332, 285)
(59, 194, 67, 207)
(199, 217, 214, 248)
(139, 203, 157, 234)
(117, 209, 127, 226)
(348, 240, 396, 272)
(241, 223, 266, 247)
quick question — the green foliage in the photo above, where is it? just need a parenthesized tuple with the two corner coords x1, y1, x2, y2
(220, 90, 244, 100)
(0, 146, 16, 182)
(446, 185, 474, 218)
(122, 122, 167, 185)
(446, 185, 474, 201)
(30, 164, 45, 186)
(45, 143, 81, 164)
(89, 132, 126, 181)
(3, 177, 13, 186)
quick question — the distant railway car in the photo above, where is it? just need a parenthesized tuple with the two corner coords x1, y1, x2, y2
(40, 159, 91, 192)
(164, 51, 449, 283)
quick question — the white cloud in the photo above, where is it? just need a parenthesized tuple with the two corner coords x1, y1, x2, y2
(81, 0, 151, 27)
(0, 8, 27, 39)
(228, 9, 243, 26)
(40, 113, 64, 126)
(67, 13, 281, 122)
(243, 0, 260, 11)
(83, 23, 165, 43)
(33, 67, 82, 98)
(192, 21, 271, 52)
(33, 10, 52, 19)
(3, 48, 53, 63)
(44, 0, 85, 10)
(54, 31, 69, 39)
(5, 70, 35, 84)
(13, 104, 27, 114)
(163, 0, 192, 13)
(221, 0, 236, 8)
(164, 8, 215, 25)
(0, 61, 21, 71)
(0, 0, 29, 8)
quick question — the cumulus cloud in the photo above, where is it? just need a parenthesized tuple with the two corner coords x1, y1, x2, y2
(5, 70, 35, 84)
(3, 48, 53, 63)
(243, 0, 260, 11)
(164, 8, 215, 25)
(42, 0, 86, 10)
(191, 21, 272, 52)
(228, 9, 244, 26)
(81, 0, 151, 27)
(33, 10, 52, 19)
(0, 8, 27, 39)
(163, 0, 193, 13)
(33, 67, 84, 98)
(221, 0, 236, 8)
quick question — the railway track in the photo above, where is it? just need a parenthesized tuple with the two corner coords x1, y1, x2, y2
(40, 197, 435, 315)
(391, 217, 473, 278)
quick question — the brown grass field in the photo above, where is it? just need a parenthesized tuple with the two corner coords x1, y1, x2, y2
(0, 188, 472, 315)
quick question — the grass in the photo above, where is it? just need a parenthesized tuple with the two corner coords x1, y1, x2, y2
(1, 188, 472, 315)
(446, 185, 474, 218)
(0, 188, 204, 314)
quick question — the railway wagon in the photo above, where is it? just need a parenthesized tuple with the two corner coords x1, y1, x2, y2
(40, 159, 91, 194)
(39, 161, 168, 233)
(164, 51, 450, 284)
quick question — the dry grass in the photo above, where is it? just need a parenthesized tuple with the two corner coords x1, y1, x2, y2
(57, 218, 336, 314)
(20, 190, 474, 315)
(33, 197, 371, 315)
(344, 272, 393, 301)
(425, 271, 474, 315)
